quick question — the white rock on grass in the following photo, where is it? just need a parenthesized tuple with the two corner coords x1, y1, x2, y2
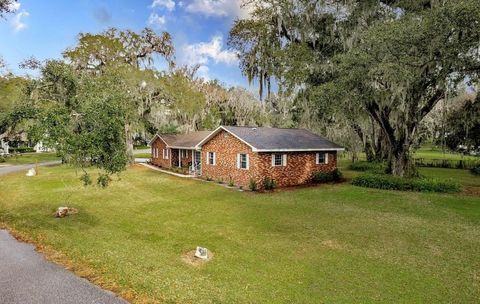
(26, 168, 36, 177)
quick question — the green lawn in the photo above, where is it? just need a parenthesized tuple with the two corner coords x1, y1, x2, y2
(0, 165, 479, 303)
(413, 146, 479, 161)
(0, 152, 60, 165)
(134, 153, 151, 158)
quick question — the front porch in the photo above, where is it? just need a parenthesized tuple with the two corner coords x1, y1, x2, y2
(169, 148, 202, 176)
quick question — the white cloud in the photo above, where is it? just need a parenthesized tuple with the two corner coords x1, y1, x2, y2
(183, 35, 238, 66)
(179, 35, 238, 80)
(11, 11, 29, 32)
(151, 0, 175, 11)
(185, 0, 251, 19)
(8, 1, 29, 32)
(148, 12, 166, 28)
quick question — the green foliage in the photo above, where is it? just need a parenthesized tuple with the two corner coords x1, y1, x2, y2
(228, 179, 235, 187)
(352, 174, 460, 193)
(96, 173, 112, 188)
(249, 178, 258, 191)
(348, 162, 386, 174)
(471, 166, 480, 176)
(445, 96, 480, 151)
(9, 147, 35, 153)
(262, 177, 276, 190)
(312, 169, 343, 184)
(217, 178, 224, 184)
(414, 158, 480, 170)
(80, 173, 92, 187)
(206, 176, 213, 181)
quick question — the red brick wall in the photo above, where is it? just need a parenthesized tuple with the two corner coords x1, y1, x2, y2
(201, 131, 261, 186)
(200, 130, 338, 189)
(257, 151, 337, 188)
(151, 137, 171, 168)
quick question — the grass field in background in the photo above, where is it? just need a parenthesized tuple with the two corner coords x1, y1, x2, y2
(1, 164, 479, 303)
(0, 153, 60, 165)
(413, 146, 479, 161)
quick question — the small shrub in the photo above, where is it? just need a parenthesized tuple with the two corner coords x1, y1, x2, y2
(9, 147, 35, 153)
(249, 178, 258, 191)
(217, 178, 224, 184)
(471, 165, 480, 176)
(349, 161, 386, 174)
(228, 179, 235, 187)
(263, 177, 276, 190)
(312, 169, 343, 183)
(97, 174, 112, 188)
(80, 173, 92, 187)
(352, 174, 460, 193)
(206, 176, 213, 181)
(0, 156, 5, 163)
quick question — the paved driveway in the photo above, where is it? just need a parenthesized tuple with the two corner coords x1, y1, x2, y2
(0, 161, 62, 176)
(0, 230, 127, 304)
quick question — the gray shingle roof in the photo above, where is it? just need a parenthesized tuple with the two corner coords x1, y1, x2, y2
(155, 131, 213, 149)
(222, 126, 343, 151)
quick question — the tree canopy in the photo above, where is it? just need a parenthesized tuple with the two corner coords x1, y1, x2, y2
(230, 0, 480, 176)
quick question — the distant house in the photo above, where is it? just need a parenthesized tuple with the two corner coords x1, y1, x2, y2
(150, 126, 344, 189)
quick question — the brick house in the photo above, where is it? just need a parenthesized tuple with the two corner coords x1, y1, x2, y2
(150, 126, 344, 189)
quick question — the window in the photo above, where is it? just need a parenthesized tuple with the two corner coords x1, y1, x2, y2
(237, 153, 249, 169)
(180, 149, 187, 158)
(208, 152, 216, 165)
(163, 148, 169, 159)
(316, 152, 328, 164)
(271, 154, 287, 167)
(154, 148, 158, 158)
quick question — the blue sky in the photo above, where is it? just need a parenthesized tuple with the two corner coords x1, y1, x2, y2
(0, 0, 252, 88)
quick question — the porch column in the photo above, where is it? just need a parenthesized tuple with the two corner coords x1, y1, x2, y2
(179, 149, 182, 168)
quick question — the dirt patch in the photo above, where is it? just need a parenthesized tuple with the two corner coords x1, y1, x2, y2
(321, 240, 344, 250)
(463, 186, 480, 197)
(181, 250, 214, 267)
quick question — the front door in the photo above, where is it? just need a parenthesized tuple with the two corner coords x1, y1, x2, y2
(193, 150, 202, 175)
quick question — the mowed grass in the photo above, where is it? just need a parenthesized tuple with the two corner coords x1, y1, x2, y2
(1, 152, 60, 165)
(1, 165, 480, 303)
(413, 146, 479, 161)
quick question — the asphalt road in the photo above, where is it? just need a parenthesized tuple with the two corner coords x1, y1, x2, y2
(0, 230, 127, 304)
(0, 161, 62, 176)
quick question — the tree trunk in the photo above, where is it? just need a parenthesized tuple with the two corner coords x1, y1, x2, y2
(125, 123, 134, 164)
(387, 141, 417, 177)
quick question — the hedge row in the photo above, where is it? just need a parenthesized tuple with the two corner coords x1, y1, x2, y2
(312, 169, 343, 183)
(471, 166, 480, 176)
(352, 174, 460, 193)
(413, 158, 480, 170)
(9, 147, 35, 153)
(348, 162, 386, 174)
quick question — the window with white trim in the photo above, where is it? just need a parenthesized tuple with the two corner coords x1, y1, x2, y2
(316, 152, 328, 164)
(238, 153, 249, 169)
(163, 148, 169, 159)
(271, 153, 287, 166)
(208, 152, 216, 165)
